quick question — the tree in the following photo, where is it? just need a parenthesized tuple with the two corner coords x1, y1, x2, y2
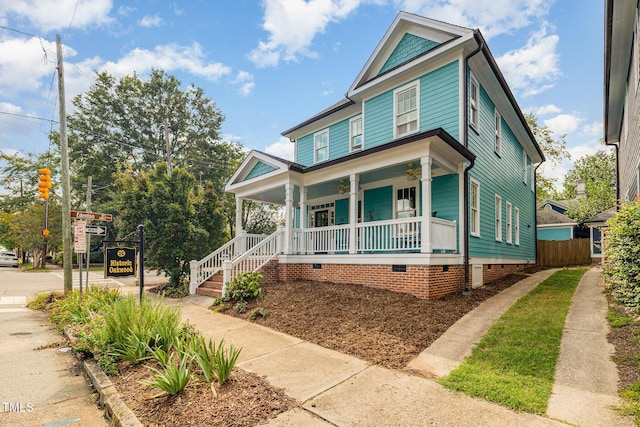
(242, 201, 282, 235)
(116, 163, 208, 289)
(66, 69, 231, 207)
(525, 113, 571, 203)
(562, 150, 617, 223)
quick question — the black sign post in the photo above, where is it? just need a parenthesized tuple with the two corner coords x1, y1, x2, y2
(102, 225, 145, 303)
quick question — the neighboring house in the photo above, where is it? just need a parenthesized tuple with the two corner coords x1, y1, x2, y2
(537, 199, 571, 215)
(191, 12, 544, 299)
(584, 207, 616, 263)
(536, 209, 577, 241)
(605, 0, 640, 202)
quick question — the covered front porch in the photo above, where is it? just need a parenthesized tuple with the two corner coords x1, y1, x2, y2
(226, 130, 474, 257)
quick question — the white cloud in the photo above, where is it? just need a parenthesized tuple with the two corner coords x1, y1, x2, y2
(95, 43, 232, 82)
(397, 0, 552, 39)
(582, 121, 603, 138)
(0, 37, 62, 95)
(249, 0, 362, 68)
(543, 113, 581, 136)
(0, 148, 20, 156)
(0, 0, 113, 32)
(528, 104, 561, 116)
(233, 71, 255, 96)
(265, 136, 295, 160)
(222, 133, 243, 143)
(138, 14, 163, 28)
(496, 25, 560, 97)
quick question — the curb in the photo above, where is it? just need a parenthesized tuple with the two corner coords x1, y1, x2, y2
(81, 359, 143, 427)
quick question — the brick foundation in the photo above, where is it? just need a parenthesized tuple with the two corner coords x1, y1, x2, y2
(274, 263, 464, 299)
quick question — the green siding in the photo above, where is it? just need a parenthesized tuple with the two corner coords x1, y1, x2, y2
(379, 33, 440, 74)
(335, 198, 349, 224)
(364, 60, 460, 149)
(294, 117, 354, 166)
(296, 133, 314, 166)
(422, 60, 459, 139)
(467, 70, 536, 262)
(363, 186, 393, 221)
(245, 161, 277, 180)
(538, 227, 572, 241)
(432, 174, 459, 222)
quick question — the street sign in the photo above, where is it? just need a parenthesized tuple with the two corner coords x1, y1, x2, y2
(71, 211, 113, 221)
(86, 226, 106, 236)
(105, 247, 136, 277)
(73, 220, 86, 253)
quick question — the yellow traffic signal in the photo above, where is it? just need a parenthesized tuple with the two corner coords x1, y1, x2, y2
(38, 168, 51, 199)
(42, 229, 49, 237)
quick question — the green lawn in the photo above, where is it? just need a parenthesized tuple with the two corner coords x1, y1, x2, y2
(440, 268, 587, 414)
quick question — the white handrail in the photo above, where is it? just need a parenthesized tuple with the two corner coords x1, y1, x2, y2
(222, 229, 283, 296)
(189, 232, 266, 294)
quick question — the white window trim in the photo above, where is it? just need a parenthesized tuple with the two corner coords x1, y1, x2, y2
(470, 75, 479, 131)
(394, 183, 420, 219)
(506, 202, 512, 244)
(470, 178, 480, 237)
(515, 207, 520, 246)
(349, 115, 363, 152)
(531, 163, 535, 192)
(494, 110, 502, 156)
(522, 151, 527, 184)
(495, 194, 502, 242)
(313, 129, 329, 164)
(393, 80, 420, 139)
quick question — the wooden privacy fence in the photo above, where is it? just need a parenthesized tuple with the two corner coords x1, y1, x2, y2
(537, 238, 591, 267)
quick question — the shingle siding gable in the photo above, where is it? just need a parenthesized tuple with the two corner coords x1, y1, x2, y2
(379, 33, 440, 75)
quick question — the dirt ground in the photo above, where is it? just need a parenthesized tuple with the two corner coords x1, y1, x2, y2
(220, 269, 543, 370)
(606, 303, 640, 390)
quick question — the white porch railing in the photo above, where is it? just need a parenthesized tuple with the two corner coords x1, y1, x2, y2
(292, 216, 457, 254)
(189, 232, 267, 294)
(221, 228, 283, 296)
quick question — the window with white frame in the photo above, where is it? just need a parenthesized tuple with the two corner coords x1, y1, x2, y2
(523, 151, 527, 184)
(494, 110, 502, 155)
(350, 116, 363, 151)
(470, 76, 479, 130)
(495, 194, 502, 242)
(506, 202, 512, 244)
(394, 81, 419, 138)
(515, 207, 520, 245)
(314, 129, 329, 163)
(470, 178, 480, 237)
(396, 186, 417, 218)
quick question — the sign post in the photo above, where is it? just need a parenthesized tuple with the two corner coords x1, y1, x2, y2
(73, 220, 86, 293)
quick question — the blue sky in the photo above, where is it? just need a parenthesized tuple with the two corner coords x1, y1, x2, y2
(0, 0, 605, 187)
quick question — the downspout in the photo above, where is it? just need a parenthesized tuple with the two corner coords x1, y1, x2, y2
(462, 31, 483, 295)
(533, 162, 543, 264)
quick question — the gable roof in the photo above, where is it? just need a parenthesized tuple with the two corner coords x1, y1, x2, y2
(225, 150, 303, 192)
(537, 198, 572, 212)
(536, 209, 576, 226)
(584, 207, 617, 224)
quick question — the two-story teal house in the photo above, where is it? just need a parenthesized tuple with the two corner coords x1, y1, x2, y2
(190, 12, 544, 299)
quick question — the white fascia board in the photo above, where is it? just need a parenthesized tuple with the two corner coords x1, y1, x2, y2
(349, 32, 474, 98)
(225, 150, 292, 191)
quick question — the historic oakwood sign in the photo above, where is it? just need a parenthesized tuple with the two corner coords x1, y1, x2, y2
(104, 247, 136, 277)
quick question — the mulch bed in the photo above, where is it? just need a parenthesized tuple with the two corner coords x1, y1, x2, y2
(607, 303, 640, 390)
(221, 267, 545, 369)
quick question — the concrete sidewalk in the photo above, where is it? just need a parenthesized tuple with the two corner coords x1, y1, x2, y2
(168, 267, 621, 426)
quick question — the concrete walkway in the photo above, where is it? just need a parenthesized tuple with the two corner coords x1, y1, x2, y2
(158, 267, 634, 426)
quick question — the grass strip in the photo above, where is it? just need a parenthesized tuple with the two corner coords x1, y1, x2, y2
(440, 268, 587, 414)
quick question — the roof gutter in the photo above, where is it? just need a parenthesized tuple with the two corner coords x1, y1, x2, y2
(462, 31, 483, 295)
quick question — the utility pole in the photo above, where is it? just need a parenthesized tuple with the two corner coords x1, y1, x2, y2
(85, 175, 92, 285)
(57, 34, 72, 294)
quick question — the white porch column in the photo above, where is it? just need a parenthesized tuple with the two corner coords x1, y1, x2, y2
(349, 173, 359, 254)
(421, 156, 433, 253)
(284, 183, 294, 255)
(235, 196, 244, 235)
(299, 187, 307, 254)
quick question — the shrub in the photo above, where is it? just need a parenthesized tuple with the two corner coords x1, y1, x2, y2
(249, 308, 269, 320)
(225, 272, 264, 302)
(604, 201, 640, 309)
(50, 287, 121, 330)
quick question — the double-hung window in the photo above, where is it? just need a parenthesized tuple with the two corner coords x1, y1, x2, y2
(350, 116, 363, 151)
(495, 194, 502, 242)
(470, 76, 479, 130)
(396, 186, 417, 218)
(515, 207, 520, 245)
(506, 202, 512, 244)
(394, 81, 419, 138)
(314, 129, 329, 163)
(494, 110, 502, 155)
(470, 179, 480, 237)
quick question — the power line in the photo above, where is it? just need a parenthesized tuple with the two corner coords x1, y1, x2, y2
(0, 111, 59, 124)
(0, 25, 49, 40)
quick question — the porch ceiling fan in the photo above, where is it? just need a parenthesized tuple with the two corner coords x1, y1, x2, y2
(405, 162, 422, 181)
(337, 179, 350, 194)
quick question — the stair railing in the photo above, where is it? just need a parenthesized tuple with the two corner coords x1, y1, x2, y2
(189, 231, 266, 294)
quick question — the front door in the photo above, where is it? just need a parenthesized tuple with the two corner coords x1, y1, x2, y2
(315, 210, 329, 227)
